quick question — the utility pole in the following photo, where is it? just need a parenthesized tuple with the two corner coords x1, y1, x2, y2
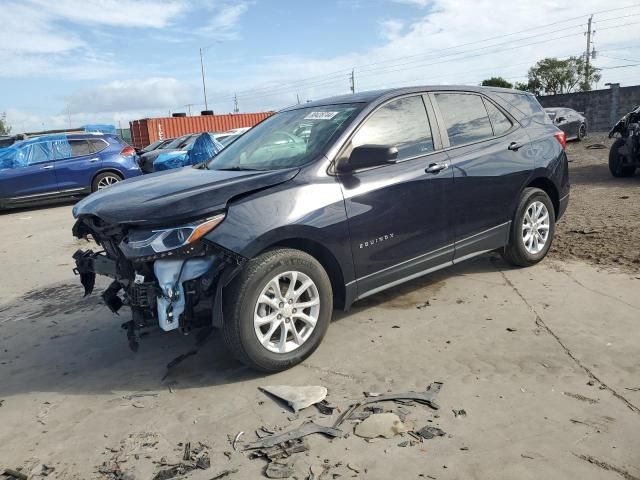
(200, 48, 208, 111)
(296, 93, 301, 105)
(584, 14, 594, 88)
(184, 103, 196, 116)
(349, 69, 355, 94)
(233, 94, 239, 113)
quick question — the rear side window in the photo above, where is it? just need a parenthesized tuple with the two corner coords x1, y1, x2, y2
(435, 93, 493, 146)
(351, 95, 434, 161)
(69, 140, 92, 157)
(483, 99, 512, 136)
(88, 138, 108, 153)
(495, 92, 551, 125)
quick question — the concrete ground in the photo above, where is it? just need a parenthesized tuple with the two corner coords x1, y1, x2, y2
(1, 139, 639, 480)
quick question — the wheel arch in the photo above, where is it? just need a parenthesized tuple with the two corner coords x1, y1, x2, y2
(525, 177, 559, 219)
(257, 237, 348, 310)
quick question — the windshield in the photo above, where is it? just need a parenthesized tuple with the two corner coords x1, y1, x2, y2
(207, 103, 363, 171)
(164, 135, 193, 150)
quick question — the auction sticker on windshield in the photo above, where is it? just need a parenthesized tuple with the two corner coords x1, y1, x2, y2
(304, 111, 339, 120)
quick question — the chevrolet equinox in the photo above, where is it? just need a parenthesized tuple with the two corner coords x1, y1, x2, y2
(72, 86, 570, 371)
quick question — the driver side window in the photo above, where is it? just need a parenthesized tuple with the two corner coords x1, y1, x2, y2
(351, 95, 434, 162)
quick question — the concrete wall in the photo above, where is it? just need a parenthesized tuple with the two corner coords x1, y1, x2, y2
(536, 84, 640, 133)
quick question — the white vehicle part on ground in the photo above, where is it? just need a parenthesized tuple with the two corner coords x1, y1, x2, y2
(154, 257, 216, 331)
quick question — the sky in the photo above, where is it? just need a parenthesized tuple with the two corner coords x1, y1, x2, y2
(1, 0, 639, 133)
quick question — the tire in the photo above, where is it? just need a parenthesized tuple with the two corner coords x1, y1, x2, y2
(577, 123, 587, 141)
(502, 187, 555, 267)
(92, 171, 123, 192)
(222, 248, 333, 372)
(608, 138, 635, 178)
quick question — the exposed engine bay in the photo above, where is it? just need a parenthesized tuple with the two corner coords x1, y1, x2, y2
(72, 214, 246, 351)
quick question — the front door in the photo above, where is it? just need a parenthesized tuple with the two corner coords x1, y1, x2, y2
(337, 94, 454, 299)
(0, 140, 59, 201)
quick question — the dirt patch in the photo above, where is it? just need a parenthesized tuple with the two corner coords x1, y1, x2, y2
(550, 133, 640, 273)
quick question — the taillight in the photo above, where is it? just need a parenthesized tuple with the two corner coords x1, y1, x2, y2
(554, 131, 566, 150)
(121, 146, 136, 157)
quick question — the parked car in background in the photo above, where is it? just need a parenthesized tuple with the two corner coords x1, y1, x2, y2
(214, 127, 252, 146)
(608, 105, 640, 177)
(0, 135, 19, 148)
(0, 133, 140, 209)
(138, 133, 200, 173)
(138, 138, 175, 155)
(72, 85, 569, 371)
(153, 132, 223, 171)
(544, 107, 587, 141)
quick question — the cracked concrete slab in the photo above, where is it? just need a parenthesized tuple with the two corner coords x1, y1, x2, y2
(1, 204, 639, 479)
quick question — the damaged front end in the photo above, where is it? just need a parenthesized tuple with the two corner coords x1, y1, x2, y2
(609, 105, 640, 167)
(72, 214, 245, 351)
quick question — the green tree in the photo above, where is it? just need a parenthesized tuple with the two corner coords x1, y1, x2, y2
(527, 56, 601, 95)
(0, 116, 10, 136)
(481, 76, 513, 88)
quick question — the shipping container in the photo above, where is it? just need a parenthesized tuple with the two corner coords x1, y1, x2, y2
(129, 112, 274, 149)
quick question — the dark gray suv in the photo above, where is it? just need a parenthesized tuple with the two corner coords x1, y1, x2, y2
(72, 86, 570, 371)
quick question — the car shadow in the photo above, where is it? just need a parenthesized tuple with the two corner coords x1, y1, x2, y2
(0, 197, 82, 215)
(0, 252, 511, 398)
(567, 162, 640, 187)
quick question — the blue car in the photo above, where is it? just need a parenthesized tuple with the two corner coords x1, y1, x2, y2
(0, 133, 141, 209)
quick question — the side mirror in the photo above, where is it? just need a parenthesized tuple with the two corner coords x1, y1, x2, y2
(338, 144, 398, 172)
(556, 116, 566, 123)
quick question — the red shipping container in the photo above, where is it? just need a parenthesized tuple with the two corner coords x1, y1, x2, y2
(129, 112, 274, 148)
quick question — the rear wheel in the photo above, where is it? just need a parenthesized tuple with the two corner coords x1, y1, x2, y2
(609, 138, 635, 177)
(92, 171, 123, 192)
(502, 188, 555, 267)
(222, 248, 333, 372)
(577, 123, 587, 141)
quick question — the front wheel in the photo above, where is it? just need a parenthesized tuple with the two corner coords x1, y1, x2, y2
(609, 138, 635, 177)
(222, 248, 333, 372)
(502, 188, 555, 267)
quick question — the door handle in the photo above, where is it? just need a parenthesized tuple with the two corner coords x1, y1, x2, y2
(425, 162, 448, 174)
(88, 158, 99, 163)
(41, 165, 54, 170)
(508, 142, 523, 151)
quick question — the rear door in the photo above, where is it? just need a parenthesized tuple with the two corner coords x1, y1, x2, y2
(54, 138, 101, 192)
(431, 91, 532, 260)
(338, 94, 454, 298)
(0, 141, 59, 200)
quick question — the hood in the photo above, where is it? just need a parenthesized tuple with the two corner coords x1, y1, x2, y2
(73, 166, 300, 226)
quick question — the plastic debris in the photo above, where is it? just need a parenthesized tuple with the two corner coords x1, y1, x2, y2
(452, 409, 467, 418)
(2, 469, 28, 480)
(242, 421, 342, 451)
(354, 413, 410, 439)
(232, 431, 244, 451)
(154, 133, 222, 171)
(260, 385, 328, 412)
(315, 399, 337, 415)
(416, 426, 446, 439)
(265, 462, 294, 479)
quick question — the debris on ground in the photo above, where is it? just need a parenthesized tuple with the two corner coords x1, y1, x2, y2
(260, 385, 328, 412)
(569, 229, 600, 235)
(264, 461, 294, 479)
(248, 438, 309, 461)
(334, 382, 442, 428)
(347, 463, 363, 473)
(232, 431, 244, 451)
(354, 413, 410, 439)
(2, 468, 28, 480)
(161, 327, 212, 381)
(416, 301, 430, 309)
(417, 426, 446, 440)
(209, 468, 239, 479)
(242, 421, 343, 451)
(562, 392, 599, 404)
(150, 441, 211, 480)
(452, 409, 467, 418)
(123, 392, 159, 401)
(585, 143, 607, 149)
(315, 399, 337, 415)
(506, 327, 517, 332)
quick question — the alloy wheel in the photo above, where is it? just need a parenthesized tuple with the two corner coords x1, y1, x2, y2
(97, 175, 121, 190)
(522, 200, 550, 254)
(254, 271, 320, 354)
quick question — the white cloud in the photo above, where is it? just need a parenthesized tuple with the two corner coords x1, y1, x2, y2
(390, 0, 431, 6)
(199, 1, 251, 38)
(380, 19, 405, 41)
(28, 0, 187, 28)
(66, 77, 199, 114)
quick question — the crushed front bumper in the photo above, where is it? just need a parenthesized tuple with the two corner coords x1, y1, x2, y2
(72, 219, 246, 350)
